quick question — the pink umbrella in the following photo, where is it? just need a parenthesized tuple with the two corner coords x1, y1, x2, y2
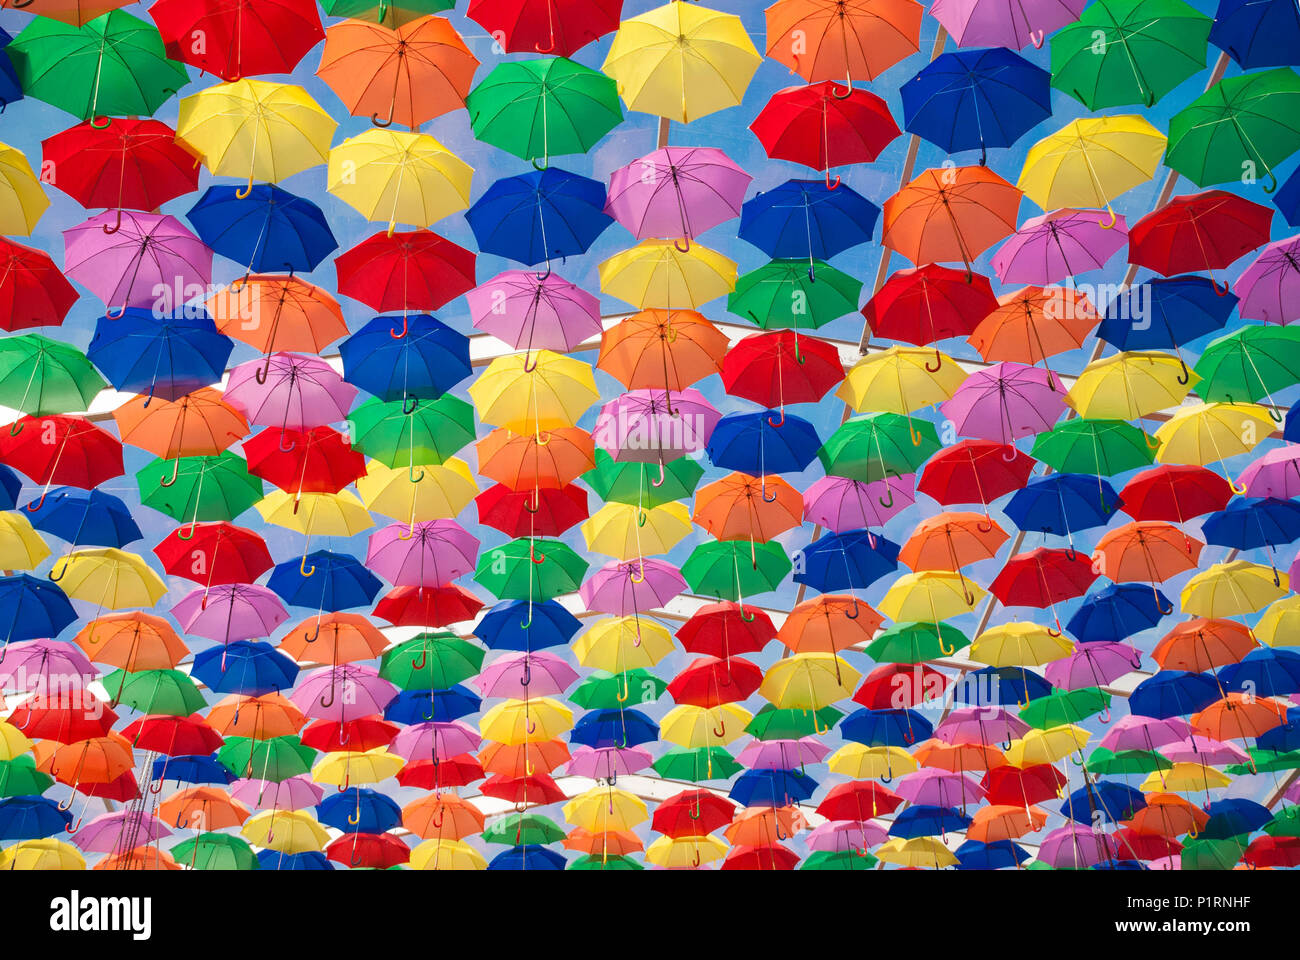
(63, 211, 212, 316)
(605, 146, 751, 245)
(1045, 641, 1143, 691)
(1158, 736, 1249, 765)
(802, 474, 916, 531)
(1238, 445, 1300, 499)
(1038, 823, 1113, 868)
(365, 520, 480, 587)
(466, 269, 602, 353)
(940, 361, 1068, 445)
(735, 737, 830, 771)
(933, 706, 1029, 746)
(1236, 236, 1300, 325)
(224, 353, 357, 432)
(390, 720, 481, 762)
(579, 558, 686, 616)
(992, 209, 1128, 285)
(1097, 714, 1193, 752)
(592, 388, 719, 465)
(0, 638, 95, 691)
(231, 774, 324, 811)
(806, 820, 889, 853)
(472, 651, 578, 698)
(71, 810, 171, 852)
(894, 768, 988, 808)
(292, 664, 397, 721)
(931, 0, 1087, 49)
(565, 745, 655, 779)
(171, 584, 289, 643)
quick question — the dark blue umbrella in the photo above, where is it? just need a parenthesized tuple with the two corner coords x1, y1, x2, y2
(1202, 798, 1272, 839)
(1209, 0, 1300, 69)
(706, 410, 821, 474)
(0, 796, 71, 839)
(317, 787, 402, 833)
(1276, 164, 1300, 228)
(841, 708, 932, 747)
(1286, 396, 1300, 441)
(0, 27, 23, 111)
(901, 48, 1051, 163)
(0, 575, 77, 646)
(569, 707, 658, 749)
(793, 529, 900, 593)
(339, 314, 471, 400)
(24, 487, 141, 548)
(1221, 647, 1300, 697)
(191, 640, 298, 696)
(1060, 781, 1146, 824)
(1257, 707, 1300, 752)
(728, 768, 817, 807)
(739, 180, 879, 263)
(476, 599, 579, 651)
(0, 464, 20, 511)
(384, 685, 481, 724)
(1202, 497, 1300, 554)
(1128, 670, 1221, 718)
(954, 839, 1031, 869)
(152, 754, 234, 786)
(951, 666, 1052, 706)
(1097, 276, 1237, 359)
(268, 550, 383, 612)
(187, 184, 337, 274)
(466, 167, 612, 267)
(87, 308, 232, 403)
(1093, 859, 1147, 870)
(1067, 582, 1170, 643)
(488, 845, 567, 870)
(889, 804, 971, 838)
(257, 849, 334, 870)
(1005, 474, 1120, 538)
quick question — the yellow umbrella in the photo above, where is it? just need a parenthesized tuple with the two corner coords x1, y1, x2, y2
(176, 80, 337, 197)
(241, 809, 330, 853)
(1066, 351, 1198, 420)
(327, 129, 472, 234)
(257, 490, 374, 575)
(599, 239, 737, 309)
(1181, 560, 1288, 617)
(0, 720, 32, 762)
(758, 653, 860, 713)
(837, 346, 967, 415)
(659, 703, 751, 748)
(878, 571, 986, 624)
(875, 836, 957, 869)
(1004, 724, 1090, 766)
(1153, 402, 1274, 486)
(356, 458, 478, 525)
(1140, 762, 1232, 793)
(563, 786, 649, 831)
(468, 351, 599, 436)
(50, 548, 166, 609)
(572, 616, 675, 671)
(1256, 595, 1300, 647)
(410, 838, 487, 870)
(0, 838, 85, 870)
(645, 833, 729, 868)
(969, 622, 1074, 667)
(827, 743, 917, 780)
(1017, 116, 1166, 224)
(479, 697, 573, 744)
(0, 512, 50, 570)
(602, 1, 761, 123)
(311, 747, 405, 787)
(580, 501, 691, 562)
(0, 142, 49, 236)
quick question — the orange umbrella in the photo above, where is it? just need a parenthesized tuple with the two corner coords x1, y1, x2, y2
(114, 387, 249, 484)
(478, 739, 571, 777)
(777, 594, 883, 654)
(206, 274, 348, 358)
(562, 828, 645, 856)
(900, 511, 1008, 571)
(94, 846, 182, 870)
(1192, 693, 1288, 742)
(277, 612, 389, 664)
(765, 0, 923, 87)
(207, 692, 306, 739)
(476, 426, 595, 490)
(73, 611, 189, 670)
(723, 805, 801, 846)
(967, 286, 1098, 385)
(882, 165, 1022, 272)
(36, 732, 134, 789)
(1151, 618, 1257, 673)
(1128, 793, 1209, 838)
(914, 738, 1005, 772)
(597, 309, 729, 393)
(692, 471, 803, 543)
(967, 803, 1047, 842)
(317, 15, 479, 129)
(1093, 521, 1203, 588)
(402, 792, 485, 840)
(159, 786, 251, 831)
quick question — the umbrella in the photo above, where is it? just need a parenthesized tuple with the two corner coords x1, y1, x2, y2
(882, 165, 1022, 271)
(150, 0, 323, 80)
(467, 270, 601, 355)
(465, 0, 622, 56)
(88, 309, 231, 403)
(599, 239, 737, 309)
(327, 129, 471, 233)
(749, 82, 899, 185)
(335, 229, 476, 314)
(992, 208, 1129, 285)
(63, 211, 211, 315)
(466, 167, 612, 267)
(352, 395, 475, 468)
(0, 238, 78, 331)
(605, 146, 750, 244)
(739, 179, 880, 266)
(1237, 236, 1300, 325)
(940, 362, 1066, 445)
(1098, 275, 1236, 359)
(1129, 190, 1272, 288)
(1210, 0, 1300, 68)
(0, 335, 105, 416)
(931, 0, 1086, 48)
(765, 0, 922, 87)
(28, 487, 140, 549)
(187, 184, 337, 275)
(730, 258, 862, 330)
(340, 314, 469, 391)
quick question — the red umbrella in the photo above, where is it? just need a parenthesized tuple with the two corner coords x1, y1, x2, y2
(324, 832, 410, 869)
(862, 264, 997, 350)
(675, 601, 776, 659)
(299, 716, 399, 753)
(651, 788, 736, 837)
(816, 781, 903, 820)
(719, 329, 845, 417)
(915, 438, 1036, 515)
(749, 81, 900, 187)
(474, 483, 588, 538)
(721, 844, 800, 870)
(243, 425, 366, 501)
(477, 771, 564, 805)
(372, 584, 484, 628)
(666, 655, 762, 707)
(7, 701, 118, 742)
(335, 229, 476, 314)
(980, 763, 1066, 806)
(465, 0, 623, 57)
(1128, 190, 1273, 290)
(1245, 836, 1300, 868)
(149, 0, 324, 80)
(397, 754, 485, 790)
(0, 415, 123, 494)
(121, 713, 223, 755)
(0, 237, 79, 331)
(1119, 464, 1233, 523)
(852, 663, 949, 709)
(989, 547, 1098, 631)
(153, 522, 273, 586)
(77, 771, 139, 802)
(1112, 826, 1182, 861)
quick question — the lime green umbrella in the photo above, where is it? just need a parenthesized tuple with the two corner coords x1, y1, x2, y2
(467, 57, 622, 164)
(801, 850, 879, 870)
(865, 621, 970, 664)
(570, 668, 666, 709)
(0, 756, 54, 798)
(321, 0, 453, 27)
(102, 669, 205, 716)
(818, 413, 941, 483)
(569, 854, 644, 870)
(1167, 67, 1300, 190)
(473, 537, 588, 601)
(746, 704, 843, 740)
(1084, 747, 1172, 775)
(7, 11, 188, 121)
(1227, 748, 1300, 774)
(1050, 0, 1210, 110)
(349, 395, 475, 468)
(1180, 836, 1248, 870)
(727, 259, 862, 329)
(1030, 418, 1157, 475)
(482, 812, 566, 846)
(216, 735, 315, 782)
(0, 334, 105, 416)
(682, 540, 791, 602)
(136, 452, 265, 524)
(651, 746, 742, 781)
(583, 450, 703, 508)
(1193, 325, 1300, 407)
(380, 632, 485, 690)
(172, 832, 259, 870)
(1020, 687, 1111, 728)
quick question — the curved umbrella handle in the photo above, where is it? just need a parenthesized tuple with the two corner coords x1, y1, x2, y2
(319, 684, 336, 709)
(531, 155, 549, 171)
(846, 597, 860, 620)
(300, 554, 316, 577)
(402, 395, 419, 415)
(371, 104, 395, 128)
(1099, 206, 1118, 230)
(391, 315, 409, 339)
(1176, 358, 1190, 385)
(49, 561, 67, 582)
(7, 419, 22, 438)
(825, 169, 840, 191)
(673, 237, 691, 253)
(89, 115, 112, 129)
(924, 348, 943, 373)
(651, 460, 666, 487)
(101, 207, 124, 235)
(1029, 29, 1045, 48)
(304, 620, 321, 643)
(529, 542, 546, 564)
(524, 491, 541, 513)
(177, 521, 198, 541)
(1263, 168, 1279, 194)
(278, 432, 297, 453)
(411, 647, 427, 671)
(235, 175, 255, 200)
(1210, 278, 1231, 297)
(767, 408, 785, 429)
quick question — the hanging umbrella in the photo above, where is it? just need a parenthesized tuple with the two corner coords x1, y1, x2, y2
(327, 129, 472, 234)
(321, 0, 454, 27)
(882, 165, 1022, 272)
(135, 451, 263, 525)
(466, 167, 612, 267)
(730, 258, 862, 330)
(992, 208, 1129, 285)
(352, 395, 475, 468)
(187, 184, 337, 275)
(749, 82, 899, 185)
(150, 0, 323, 80)
(1209, 0, 1300, 69)
(597, 309, 728, 394)
(206, 274, 347, 360)
(225, 354, 356, 434)
(468, 350, 598, 434)
(0, 238, 78, 331)
(721, 330, 845, 415)
(0, 415, 123, 493)
(63, 211, 211, 316)
(88, 309, 231, 403)
(605, 146, 751, 243)
(27, 487, 140, 549)
(1237, 236, 1300, 325)
(1128, 190, 1272, 287)
(863, 264, 996, 349)
(739, 179, 880, 272)
(340, 313, 469, 389)
(114, 387, 249, 484)
(765, 0, 922, 88)
(0, 335, 104, 416)
(468, 269, 601, 356)
(336, 229, 476, 313)
(940, 361, 1066, 445)
(931, 0, 1086, 49)
(599, 239, 737, 309)
(1067, 351, 1196, 421)
(465, 0, 622, 56)
(1193, 325, 1300, 408)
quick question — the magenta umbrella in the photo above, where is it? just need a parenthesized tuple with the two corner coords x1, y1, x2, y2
(472, 651, 578, 698)
(291, 664, 397, 721)
(389, 720, 481, 762)
(365, 520, 480, 587)
(1158, 736, 1249, 765)
(224, 353, 357, 432)
(933, 706, 1029, 746)
(930, 0, 1087, 49)
(578, 558, 686, 616)
(806, 820, 889, 853)
(1239, 446, 1300, 499)
(1044, 641, 1142, 691)
(735, 737, 829, 771)
(893, 768, 988, 808)
(1038, 823, 1114, 868)
(801, 474, 915, 532)
(565, 744, 655, 779)
(1236, 236, 1300, 325)
(172, 584, 289, 643)
(63, 211, 212, 316)
(939, 361, 1067, 445)
(592, 388, 720, 464)
(230, 774, 324, 811)
(0, 638, 95, 690)
(605, 146, 751, 245)
(70, 810, 171, 852)
(1098, 715, 1193, 753)
(991, 209, 1128, 285)
(466, 269, 603, 354)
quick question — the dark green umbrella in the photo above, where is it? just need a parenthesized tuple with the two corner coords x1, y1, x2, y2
(727, 258, 863, 329)
(216, 735, 315, 782)
(1084, 747, 1172, 774)
(1193, 324, 1300, 407)
(0, 756, 54, 798)
(321, 0, 453, 28)
(348, 395, 475, 468)
(801, 850, 879, 870)
(569, 853, 644, 870)
(745, 704, 843, 740)
(482, 812, 565, 846)
(570, 668, 666, 709)
(1020, 687, 1111, 728)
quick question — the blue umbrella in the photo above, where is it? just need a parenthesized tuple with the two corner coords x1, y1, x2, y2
(793, 529, 900, 594)
(951, 666, 1052, 706)
(1276, 164, 1300, 228)
(1066, 582, 1170, 643)
(901, 48, 1052, 163)
(466, 167, 612, 267)
(569, 708, 658, 749)
(0, 796, 71, 840)
(1097, 276, 1237, 365)
(24, 487, 142, 548)
(1060, 781, 1146, 824)
(0, 464, 20, 511)
(1286, 396, 1300, 441)
(738, 180, 879, 265)
(187, 184, 337, 274)
(0, 27, 23, 111)
(317, 787, 402, 834)
(0, 575, 76, 647)
(1093, 859, 1146, 870)
(339, 314, 471, 399)
(729, 768, 817, 807)
(1128, 670, 1221, 718)
(384, 685, 481, 724)
(706, 410, 821, 474)
(488, 845, 567, 870)
(268, 550, 383, 612)
(1256, 707, 1300, 751)
(191, 640, 299, 696)
(1004, 474, 1120, 540)
(152, 754, 234, 786)
(1221, 647, 1300, 697)
(257, 849, 334, 870)
(87, 308, 233, 403)
(1202, 497, 1300, 557)
(1202, 798, 1272, 839)
(841, 708, 932, 747)
(889, 804, 971, 838)
(476, 599, 580, 651)
(954, 839, 1031, 869)
(1209, 0, 1300, 69)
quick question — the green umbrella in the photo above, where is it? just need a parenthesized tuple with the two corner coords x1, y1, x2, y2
(1193, 325, 1300, 407)
(1167, 67, 1300, 190)
(1180, 836, 1248, 870)
(1263, 806, 1300, 837)
(0, 756, 54, 798)
(482, 812, 565, 846)
(473, 537, 588, 601)
(745, 704, 843, 740)
(569, 854, 644, 870)
(171, 832, 259, 870)
(727, 259, 862, 329)
(102, 669, 205, 716)
(682, 540, 791, 602)
(320, 0, 453, 27)
(216, 735, 315, 782)
(570, 668, 666, 709)
(7, 11, 188, 121)
(348, 395, 475, 468)
(0, 334, 105, 417)
(865, 621, 970, 664)
(1030, 418, 1156, 476)
(1020, 687, 1111, 728)
(1050, 0, 1210, 110)
(467, 57, 622, 164)
(818, 412, 941, 483)
(583, 449, 703, 508)
(1083, 747, 1171, 774)
(801, 850, 879, 870)
(136, 452, 265, 525)
(379, 632, 485, 690)
(1226, 747, 1300, 774)
(651, 746, 742, 781)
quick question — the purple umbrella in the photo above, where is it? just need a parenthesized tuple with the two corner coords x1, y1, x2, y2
(801, 474, 916, 532)
(1236, 236, 1300, 325)
(231, 774, 323, 811)
(940, 361, 1067, 445)
(933, 706, 1029, 746)
(931, 0, 1087, 49)
(579, 558, 687, 616)
(1044, 641, 1142, 691)
(472, 651, 578, 698)
(365, 520, 480, 587)
(291, 664, 397, 721)
(224, 353, 357, 432)
(1038, 823, 1117, 868)
(592, 388, 719, 463)
(806, 819, 889, 853)
(466, 269, 603, 354)
(390, 720, 481, 762)
(893, 768, 987, 808)
(1097, 715, 1192, 753)
(605, 146, 751, 244)
(63, 211, 212, 316)
(1158, 736, 1249, 765)
(171, 584, 289, 643)
(565, 744, 655, 779)
(992, 209, 1128, 285)
(71, 810, 171, 852)
(0, 638, 95, 692)
(1239, 446, 1300, 499)
(735, 737, 829, 771)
